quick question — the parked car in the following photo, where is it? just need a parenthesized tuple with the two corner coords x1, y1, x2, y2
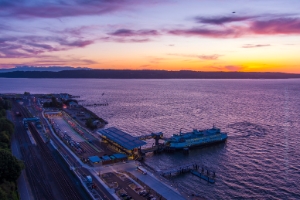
(120, 193, 127, 197)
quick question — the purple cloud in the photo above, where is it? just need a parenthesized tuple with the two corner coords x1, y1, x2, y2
(0, 57, 97, 69)
(59, 39, 94, 47)
(250, 18, 300, 34)
(242, 44, 271, 48)
(101, 28, 159, 43)
(27, 43, 53, 49)
(28, 58, 97, 66)
(198, 54, 221, 60)
(168, 54, 221, 60)
(0, 35, 95, 58)
(109, 29, 159, 37)
(168, 28, 239, 38)
(194, 16, 255, 25)
(100, 37, 151, 43)
(0, 0, 164, 19)
(169, 15, 300, 38)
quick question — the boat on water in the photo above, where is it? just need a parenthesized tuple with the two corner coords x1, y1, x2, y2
(165, 125, 227, 149)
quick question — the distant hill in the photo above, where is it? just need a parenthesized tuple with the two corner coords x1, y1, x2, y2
(0, 66, 91, 73)
(0, 69, 300, 79)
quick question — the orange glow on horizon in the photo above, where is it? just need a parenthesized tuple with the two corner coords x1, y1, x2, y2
(85, 57, 300, 74)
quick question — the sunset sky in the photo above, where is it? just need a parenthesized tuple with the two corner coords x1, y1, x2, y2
(1, 0, 300, 73)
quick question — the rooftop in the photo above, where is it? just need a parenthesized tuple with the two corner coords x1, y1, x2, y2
(102, 155, 111, 161)
(113, 153, 127, 159)
(98, 127, 146, 150)
(88, 156, 101, 163)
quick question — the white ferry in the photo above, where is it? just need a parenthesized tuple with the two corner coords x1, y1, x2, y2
(165, 125, 227, 149)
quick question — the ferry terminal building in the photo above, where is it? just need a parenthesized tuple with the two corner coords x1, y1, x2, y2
(98, 127, 146, 159)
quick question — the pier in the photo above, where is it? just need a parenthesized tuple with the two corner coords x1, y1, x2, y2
(161, 163, 216, 183)
(190, 170, 215, 183)
(82, 103, 108, 107)
(137, 132, 167, 155)
(141, 144, 166, 154)
(137, 132, 164, 145)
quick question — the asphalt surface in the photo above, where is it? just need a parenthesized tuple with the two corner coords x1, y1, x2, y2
(102, 172, 148, 200)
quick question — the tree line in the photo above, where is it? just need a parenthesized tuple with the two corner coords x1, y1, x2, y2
(0, 98, 24, 200)
(1, 70, 300, 79)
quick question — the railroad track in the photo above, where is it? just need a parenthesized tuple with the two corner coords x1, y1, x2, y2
(28, 145, 54, 198)
(15, 101, 83, 200)
(13, 101, 54, 200)
(19, 146, 43, 200)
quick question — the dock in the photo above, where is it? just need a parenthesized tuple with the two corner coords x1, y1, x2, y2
(190, 170, 215, 183)
(161, 163, 216, 183)
(141, 144, 166, 154)
(82, 103, 108, 107)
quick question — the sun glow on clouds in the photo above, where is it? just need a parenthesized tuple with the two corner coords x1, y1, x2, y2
(0, 0, 300, 73)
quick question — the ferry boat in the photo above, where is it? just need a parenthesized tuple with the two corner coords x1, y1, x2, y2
(165, 125, 227, 149)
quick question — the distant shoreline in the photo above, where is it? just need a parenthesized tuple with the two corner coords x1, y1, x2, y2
(0, 69, 300, 79)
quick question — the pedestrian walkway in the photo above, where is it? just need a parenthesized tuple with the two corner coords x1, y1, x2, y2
(129, 169, 186, 200)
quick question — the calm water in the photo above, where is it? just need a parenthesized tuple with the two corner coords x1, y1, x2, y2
(1, 78, 300, 199)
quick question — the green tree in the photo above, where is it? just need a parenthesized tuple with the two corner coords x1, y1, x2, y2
(0, 149, 24, 182)
(43, 102, 50, 108)
(0, 142, 9, 150)
(0, 118, 14, 136)
(0, 99, 11, 110)
(0, 131, 10, 145)
(5, 101, 11, 110)
(50, 96, 62, 108)
(0, 180, 19, 200)
(0, 101, 20, 200)
(0, 109, 5, 118)
(85, 118, 97, 130)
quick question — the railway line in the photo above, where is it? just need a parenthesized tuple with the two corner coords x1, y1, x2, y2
(14, 105, 55, 199)
(24, 146, 54, 199)
(15, 99, 116, 200)
(14, 101, 84, 200)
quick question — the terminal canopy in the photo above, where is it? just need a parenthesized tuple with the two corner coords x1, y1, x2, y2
(98, 127, 146, 150)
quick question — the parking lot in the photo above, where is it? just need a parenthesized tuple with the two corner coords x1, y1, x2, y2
(101, 172, 161, 200)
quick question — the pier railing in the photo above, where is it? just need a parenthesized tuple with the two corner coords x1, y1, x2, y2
(160, 163, 216, 183)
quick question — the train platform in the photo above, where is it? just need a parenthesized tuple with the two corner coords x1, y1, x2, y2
(129, 169, 186, 200)
(50, 116, 85, 142)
